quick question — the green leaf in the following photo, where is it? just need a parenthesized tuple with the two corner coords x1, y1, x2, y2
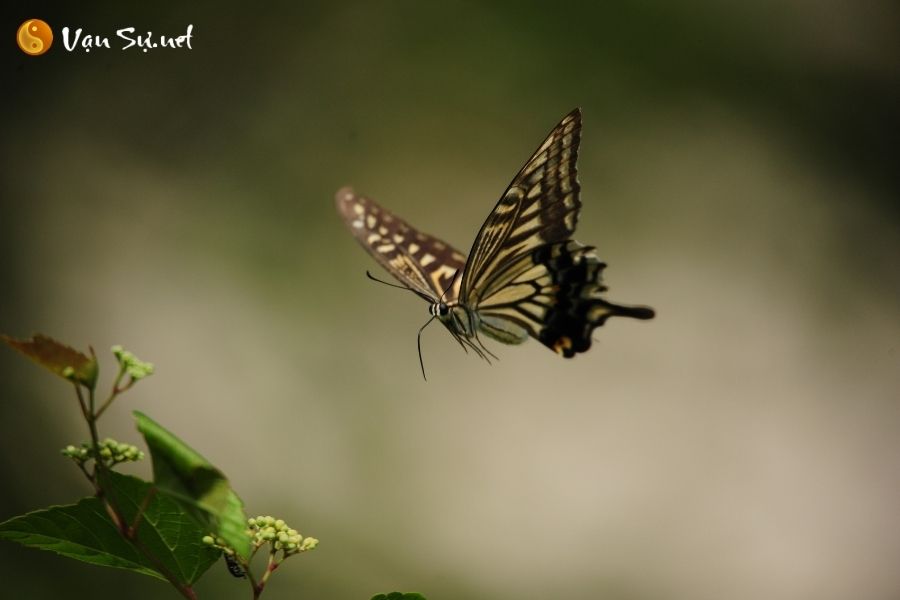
(134, 411, 250, 559)
(98, 470, 220, 584)
(371, 594, 428, 600)
(0, 495, 162, 580)
(1, 334, 98, 389)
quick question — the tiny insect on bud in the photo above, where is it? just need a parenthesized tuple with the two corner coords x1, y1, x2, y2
(224, 554, 245, 578)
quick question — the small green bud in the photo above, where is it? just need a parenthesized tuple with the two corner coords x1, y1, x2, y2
(202, 535, 215, 545)
(275, 519, 285, 530)
(248, 517, 257, 527)
(300, 537, 318, 551)
(62, 366, 75, 379)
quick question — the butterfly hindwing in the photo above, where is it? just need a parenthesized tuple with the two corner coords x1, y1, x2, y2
(460, 108, 582, 304)
(335, 187, 466, 301)
(476, 241, 655, 356)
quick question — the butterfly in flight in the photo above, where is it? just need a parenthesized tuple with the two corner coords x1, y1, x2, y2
(336, 109, 654, 377)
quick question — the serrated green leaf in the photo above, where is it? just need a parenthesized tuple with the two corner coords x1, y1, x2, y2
(98, 470, 220, 584)
(1, 333, 98, 389)
(371, 594, 428, 600)
(0, 496, 163, 580)
(133, 411, 250, 559)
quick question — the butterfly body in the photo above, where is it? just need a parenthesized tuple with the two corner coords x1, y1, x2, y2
(336, 108, 654, 365)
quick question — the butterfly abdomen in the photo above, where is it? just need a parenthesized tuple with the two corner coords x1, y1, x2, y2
(533, 242, 654, 357)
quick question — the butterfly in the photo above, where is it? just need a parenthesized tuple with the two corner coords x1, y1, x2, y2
(336, 108, 654, 376)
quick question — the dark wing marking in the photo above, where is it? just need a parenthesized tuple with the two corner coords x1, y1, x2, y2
(477, 241, 655, 356)
(460, 108, 582, 304)
(335, 187, 466, 301)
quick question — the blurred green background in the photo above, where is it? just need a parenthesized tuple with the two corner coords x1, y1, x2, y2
(2, 1, 899, 599)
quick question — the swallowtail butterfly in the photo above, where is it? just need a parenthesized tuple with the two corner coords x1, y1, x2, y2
(336, 109, 654, 375)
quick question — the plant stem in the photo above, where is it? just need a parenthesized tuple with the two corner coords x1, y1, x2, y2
(75, 369, 197, 599)
(74, 383, 90, 422)
(253, 551, 280, 599)
(94, 364, 128, 419)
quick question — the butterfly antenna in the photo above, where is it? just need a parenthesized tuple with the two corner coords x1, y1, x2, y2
(366, 270, 434, 303)
(417, 315, 436, 381)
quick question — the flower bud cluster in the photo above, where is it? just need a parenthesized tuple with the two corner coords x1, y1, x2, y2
(247, 515, 318, 555)
(111, 345, 154, 380)
(61, 438, 144, 466)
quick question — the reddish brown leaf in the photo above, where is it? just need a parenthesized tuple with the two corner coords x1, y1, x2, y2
(1, 334, 98, 388)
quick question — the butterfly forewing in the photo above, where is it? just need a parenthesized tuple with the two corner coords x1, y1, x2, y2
(335, 187, 466, 301)
(460, 108, 583, 304)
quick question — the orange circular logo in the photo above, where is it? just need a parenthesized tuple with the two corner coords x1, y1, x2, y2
(17, 19, 53, 56)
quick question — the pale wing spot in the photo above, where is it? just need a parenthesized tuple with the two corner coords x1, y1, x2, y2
(366, 233, 382, 244)
(366, 215, 376, 229)
(479, 282, 536, 307)
(344, 192, 355, 201)
(563, 194, 576, 209)
(511, 215, 541, 237)
(408, 243, 420, 254)
(513, 264, 548, 283)
(520, 301, 549, 316)
(376, 243, 395, 253)
(352, 203, 364, 215)
(429, 264, 459, 292)
(534, 137, 553, 157)
(451, 251, 465, 262)
(520, 200, 541, 218)
(383, 214, 394, 223)
(378, 226, 388, 235)
(393, 234, 404, 244)
(588, 305, 615, 321)
(352, 219, 364, 229)
(524, 151, 548, 176)
(564, 212, 577, 231)
(420, 254, 436, 266)
(526, 182, 542, 199)
(433, 241, 446, 250)
(495, 197, 519, 214)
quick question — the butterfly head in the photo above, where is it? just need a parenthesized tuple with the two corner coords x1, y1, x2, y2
(429, 301, 451, 319)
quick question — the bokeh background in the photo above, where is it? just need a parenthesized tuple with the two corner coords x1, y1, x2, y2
(2, 2, 899, 599)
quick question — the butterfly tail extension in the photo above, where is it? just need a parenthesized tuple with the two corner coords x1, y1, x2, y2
(534, 241, 654, 358)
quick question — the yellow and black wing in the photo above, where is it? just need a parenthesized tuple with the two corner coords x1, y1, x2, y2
(335, 187, 465, 302)
(460, 108, 583, 303)
(460, 109, 654, 356)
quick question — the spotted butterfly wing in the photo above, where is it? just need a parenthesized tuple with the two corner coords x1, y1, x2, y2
(335, 187, 465, 302)
(336, 108, 654, 364)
